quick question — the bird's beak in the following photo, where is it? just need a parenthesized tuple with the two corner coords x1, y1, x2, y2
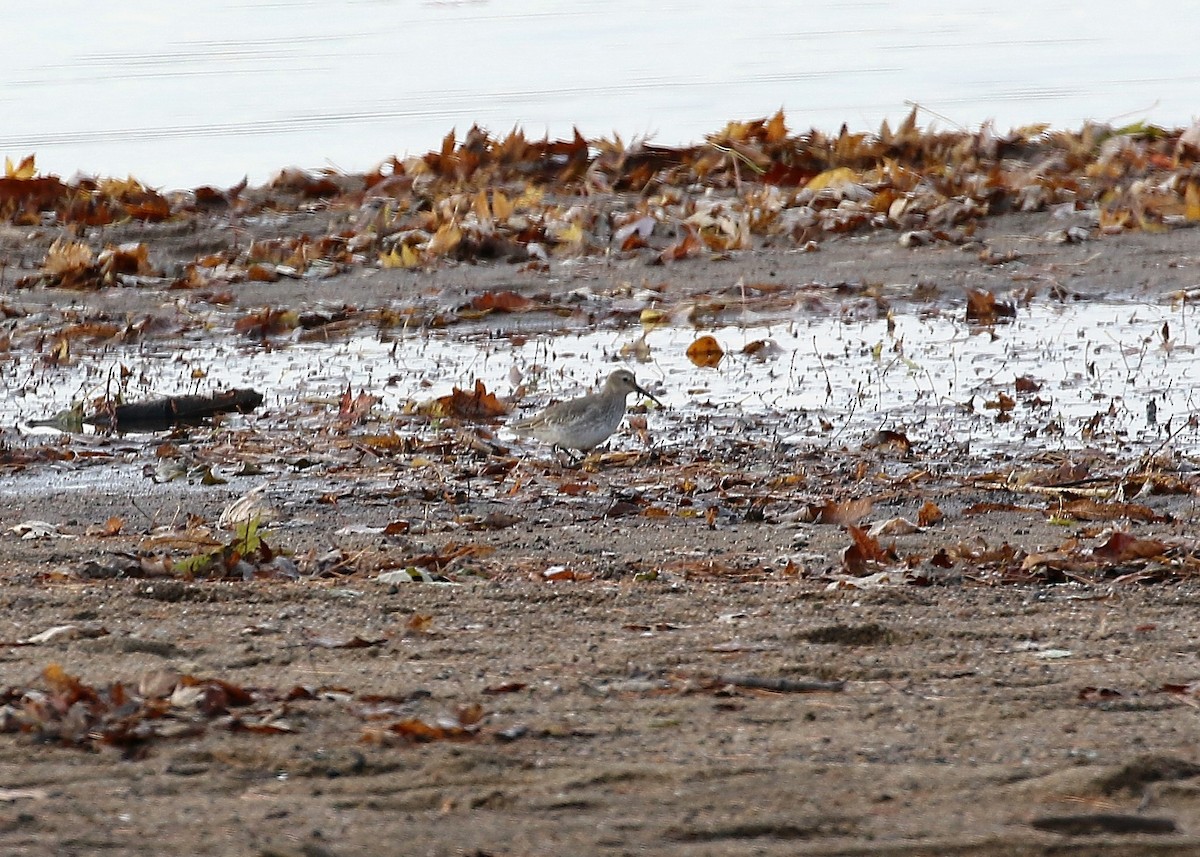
(635, 384, 663, 408)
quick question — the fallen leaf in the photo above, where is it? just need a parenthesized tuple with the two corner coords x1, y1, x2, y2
(863, 429, 911, 453)
(841, 525, 894, 575)
(686, 335, 725, 368)
(405, 613, 434, 634)
(483, 682, 528, 695)
(867, 517, 922, 537)
(427, 380, 509, 420)
(1057, 499, 1162, 523)
(965, 288, 1015, 324)
(917, 500, 944, 526)
(1093, 531, 1169, 562)
(470, 290, 536, 313)
(4, 154, 37, 180)
(814, 498, 874, 526)
(656, 227, 701, 264)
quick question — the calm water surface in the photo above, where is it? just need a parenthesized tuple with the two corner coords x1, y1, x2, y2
(4, 1, 1199, 188)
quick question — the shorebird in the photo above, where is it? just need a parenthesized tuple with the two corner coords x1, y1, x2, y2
(511, 369, 661, 456)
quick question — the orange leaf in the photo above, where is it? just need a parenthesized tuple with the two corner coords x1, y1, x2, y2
(965, 288, 1014, 324)
(686, 335, 724, 368)
(657, 228, 701, 264)
(841, 525, 891, 575)
(432, 380, 509, 420)
(470, 290, 535, 313)
(916, 501, 943, 527)
(765, 109, 788, 144)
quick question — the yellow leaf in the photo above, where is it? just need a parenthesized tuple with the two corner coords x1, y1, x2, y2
(516, 185, 543, 208)
(1186, 184, 1200, 222)
(380, 244, 422, 269)
(43, 238, 94, 275)
(1137, 213, 1168, 234)
(806, 167, 858, 192)
(4, 154, 36, 180)
(473, 189, 491, 223)
(427, 221, 463, 256)
(640, 308, 668, 330)
(98, 176, 145, 197)
(553, 222, 584, 246)
(492, 190, 513, 221)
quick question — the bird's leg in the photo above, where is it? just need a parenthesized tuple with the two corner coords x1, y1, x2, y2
(553, 445, 584, 466)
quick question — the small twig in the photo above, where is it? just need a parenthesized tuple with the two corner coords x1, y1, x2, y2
(716, 675, 846, 694)
(1131, 413, 1197, 477)
(903, 100, 967, 132)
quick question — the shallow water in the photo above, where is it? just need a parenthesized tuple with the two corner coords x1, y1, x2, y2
(6, 299, 1200, 462)
(5, 1, 1199, 188)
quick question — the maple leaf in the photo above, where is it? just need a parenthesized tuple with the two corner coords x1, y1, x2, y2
(4, 154, 36, 180)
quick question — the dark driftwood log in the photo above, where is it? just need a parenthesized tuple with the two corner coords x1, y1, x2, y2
(85, 388, 264, 431)
(1030, 814, 1178, 836)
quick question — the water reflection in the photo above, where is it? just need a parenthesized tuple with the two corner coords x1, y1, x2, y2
(3, 1, 1199, 188)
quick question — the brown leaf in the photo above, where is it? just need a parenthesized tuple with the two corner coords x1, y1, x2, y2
(984, 392, 1016, 412)
(60, 322, 121, 341)
(246, 263, 279, 282)
(337, 385, 379, 426)
(5, 154, 37, 179)
(1015, 375, 1042, 393)
(1093, 531, 1169, 562)
(43, 663, 99, 706)
(370, 704, 485, 744)
(1057, 499, 1163, 523)
(863, 429, 911, 453)
(310, 634, 387, 649)
(815, 498, 874, 526)
(1163, 681, 1200, 696)
(42, 238, 97, 288)
(540, 566, 581, 581)
(557, 481, 595, 496)
(234, 307, 297, 339)
(86, 516, 124, 537)
(841, 525, 892, 575)
(482, 682, 528, 695)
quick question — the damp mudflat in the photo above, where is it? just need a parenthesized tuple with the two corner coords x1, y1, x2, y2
(6, 152, 1200, 853)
